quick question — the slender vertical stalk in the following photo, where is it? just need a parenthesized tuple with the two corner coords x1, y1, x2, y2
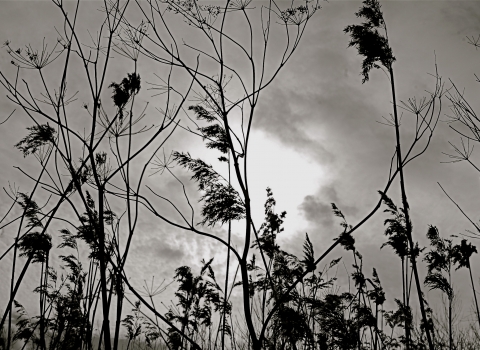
(97, 185, 112, 350)
(401, 257, 410, 350)
(449, 297, 452, 349)
(39, 258, 47, 350)
(405, 256, 410, 350)
(374, 302, 378, 350)
(222, 152, 232, 350)
(112, 266, 124, 350)
(448, 266, 453, 350)
(389, 66, 434, 350)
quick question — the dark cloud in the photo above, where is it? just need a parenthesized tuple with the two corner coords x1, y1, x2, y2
(298, 185, 359, 229)
(254, 87, 335, 164)
(300, 194, 334, 228)
(133, 234, 185, 263)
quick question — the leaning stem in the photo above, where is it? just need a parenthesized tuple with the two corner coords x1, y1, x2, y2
(0, 257, 32, 334)
(389, 66, 434, 350)
(468, 264, 480, 331)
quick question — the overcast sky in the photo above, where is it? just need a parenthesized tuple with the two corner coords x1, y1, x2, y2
(2, 0, 480, 330)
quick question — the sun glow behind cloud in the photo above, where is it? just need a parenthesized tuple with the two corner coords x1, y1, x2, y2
(247, 129, 329, 238)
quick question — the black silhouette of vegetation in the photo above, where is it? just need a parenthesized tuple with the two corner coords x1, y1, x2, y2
(1, 0, 480, 349)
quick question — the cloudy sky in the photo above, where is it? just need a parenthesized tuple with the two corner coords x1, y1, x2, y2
(2, 0, 480, 331)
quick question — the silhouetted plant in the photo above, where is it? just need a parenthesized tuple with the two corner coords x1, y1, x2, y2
(0, 194, 52, 347)
(424, 226, 456, 350)
(452, 239, 480, 331)
(380, 191, 413, 345)
(344, 0, 395, 83)
(166, 259, 230, 350)
(367, 268, 386, 350)
(346, 0, 443, 347)
(173, 152, 245, 227)
(109, 73, 141, 120)
(15, 124, 56, 157)
(8, 236, 90, 350)
(122, 301, 143, 350)
(0, 0, 454, 349)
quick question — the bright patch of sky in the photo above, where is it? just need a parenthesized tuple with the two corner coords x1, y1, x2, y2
(247, 129, 328, 236)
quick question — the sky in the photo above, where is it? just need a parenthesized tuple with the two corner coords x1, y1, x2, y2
(2, 0, 480, 335)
